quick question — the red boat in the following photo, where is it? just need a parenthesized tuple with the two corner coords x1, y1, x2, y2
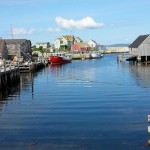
(49, 53, 72, 64)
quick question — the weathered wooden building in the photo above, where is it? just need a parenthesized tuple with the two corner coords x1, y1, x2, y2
(5, 39, 32, 61)
(0, 40, 8, 59)
(129, 34, 150, 62)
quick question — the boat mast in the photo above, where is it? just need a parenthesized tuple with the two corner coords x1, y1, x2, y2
(10, 24, 13, 39)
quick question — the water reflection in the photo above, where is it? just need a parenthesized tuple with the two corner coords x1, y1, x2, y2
(117, 59, 150, 88)
(49, 63, 63, 74)
(0, 72, 37, 111)
(0, 83, 20, 112)
(0, 81, 19, 98)
(20, 72, 34, 90)
(49, 60, 98, 85)
(128, 63, 150, 88)
(1, 56, 150, 150)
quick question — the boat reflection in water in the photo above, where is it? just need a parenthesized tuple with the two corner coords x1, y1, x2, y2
(49, 59, 97, 82)
(49, 63, 63, 68)
(49, 63, 64, 74)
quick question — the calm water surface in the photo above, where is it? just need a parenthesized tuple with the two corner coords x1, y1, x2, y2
(1, 54, 150, 150)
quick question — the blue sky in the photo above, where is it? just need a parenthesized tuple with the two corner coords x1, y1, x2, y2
(0, 0, 150, 45)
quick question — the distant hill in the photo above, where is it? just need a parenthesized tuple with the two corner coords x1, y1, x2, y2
(107, 44, 130, 47)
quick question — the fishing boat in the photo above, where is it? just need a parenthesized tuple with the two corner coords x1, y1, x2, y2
(49, 53, 72, 64)
(91, 51, 102, 59)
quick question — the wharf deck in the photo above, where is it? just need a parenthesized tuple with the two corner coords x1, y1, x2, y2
(0, 65, 19, 74)
(19, 62, 46, 73)
(0, 64, 20, 89)
(0, 61, 47, 88)
(71, 53, 92, 60)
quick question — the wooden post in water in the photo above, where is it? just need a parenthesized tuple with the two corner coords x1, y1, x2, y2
(0, 66, 1, 89)
(147, 115, 150, 146)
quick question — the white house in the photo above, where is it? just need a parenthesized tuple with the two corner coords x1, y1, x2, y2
(36, 42, 50, 49)
(88, 40, 98, 49)
(74, 37, 83, 43)
(54, 35, 75, 51)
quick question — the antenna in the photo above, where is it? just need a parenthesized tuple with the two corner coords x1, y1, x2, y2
(11, 24, 13, 39)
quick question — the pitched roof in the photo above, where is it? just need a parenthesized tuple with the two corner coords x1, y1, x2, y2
(75, 42, 91, 47)
(4, 39, 27, 44)
(75, 37, 83, 42)
(62, 35, 74, 41)
(129, 34, 150, 48)
(89, 39, 97, 44)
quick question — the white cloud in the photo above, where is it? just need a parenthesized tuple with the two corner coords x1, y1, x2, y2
(12, 28, 35, 35)
(55, 16, 104, 30)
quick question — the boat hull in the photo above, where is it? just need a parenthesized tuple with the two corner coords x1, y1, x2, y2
(49, 56, 71, 64)
(91, 53, 101, 59)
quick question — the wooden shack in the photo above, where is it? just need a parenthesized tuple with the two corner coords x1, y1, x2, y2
(129, 34, 150, 62)
(0, 40, 8, 59)
(5, 39, 32, 61)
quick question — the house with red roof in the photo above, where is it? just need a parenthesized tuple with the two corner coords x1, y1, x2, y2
(71, 42, 92, 53)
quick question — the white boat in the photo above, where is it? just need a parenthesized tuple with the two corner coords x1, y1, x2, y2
(91, 51, 102, 59)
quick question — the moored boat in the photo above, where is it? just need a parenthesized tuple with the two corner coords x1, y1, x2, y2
(49, 53, 72, 64)
(91, 51, 102, 59)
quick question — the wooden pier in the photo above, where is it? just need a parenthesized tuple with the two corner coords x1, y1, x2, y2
(0, 62, 20, 89)
(19, 62, 46, 73)
(117, 54, 129, 62)
(71, 53, 92, 60)
(0, 60, 47, 88)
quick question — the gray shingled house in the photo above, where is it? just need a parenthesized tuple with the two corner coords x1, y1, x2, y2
(0, 40, 8, 59)
(129, 34, 150, 62)
(5, 39, 32, 61)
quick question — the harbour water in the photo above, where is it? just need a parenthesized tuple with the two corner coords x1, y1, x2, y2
(1, 54, 150, 150)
